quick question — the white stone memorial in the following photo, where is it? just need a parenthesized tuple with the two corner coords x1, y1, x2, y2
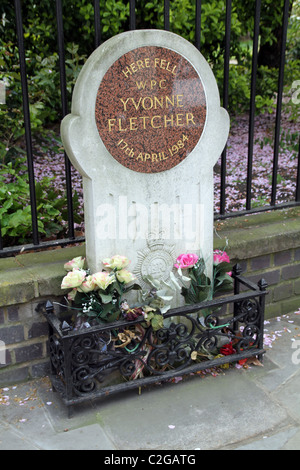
(61, 30, 229, 300)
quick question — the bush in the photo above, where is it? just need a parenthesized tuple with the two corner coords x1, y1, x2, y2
(0, 157, 81, 246)
(1, 0, 299, 152)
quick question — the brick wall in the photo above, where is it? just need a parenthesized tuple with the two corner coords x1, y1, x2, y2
(231, 247, 300, 319)
(0, 297, 63, 385)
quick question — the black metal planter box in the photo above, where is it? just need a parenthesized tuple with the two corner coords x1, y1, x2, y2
(43, 265, 268, 417)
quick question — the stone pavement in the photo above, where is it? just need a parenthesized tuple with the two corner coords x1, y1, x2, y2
(1, 312, 300, 451)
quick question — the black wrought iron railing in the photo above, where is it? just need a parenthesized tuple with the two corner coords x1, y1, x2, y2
(0, 0, 299, 256)
(43, 264, 268, 416)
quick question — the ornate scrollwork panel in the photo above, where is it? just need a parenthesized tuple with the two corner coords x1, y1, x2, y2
(49, 335, 65, 379)
(48, 294, 265, 399)
(236, 299, 260, 324)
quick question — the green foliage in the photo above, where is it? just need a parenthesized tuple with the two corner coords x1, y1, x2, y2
(74, 280, 141, 324)
(0, 157, 80, 245)
(287, 0, 300, 60)
(0, 0, 299, 240)
(0, 37, 86, 163)
(1, 0, 298, 153)
(101, 1, 129, 37)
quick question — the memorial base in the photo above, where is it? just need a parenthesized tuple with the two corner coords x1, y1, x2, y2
(43, 266, 268, 417)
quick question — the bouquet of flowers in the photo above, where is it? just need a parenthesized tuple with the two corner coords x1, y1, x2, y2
(61, 255, 141, 323)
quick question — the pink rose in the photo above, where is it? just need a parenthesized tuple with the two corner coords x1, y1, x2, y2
(213, 250, 230, 265)
(174, 253, 199, 269)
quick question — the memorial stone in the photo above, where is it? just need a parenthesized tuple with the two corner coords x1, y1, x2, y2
(61, 30, 229, 302)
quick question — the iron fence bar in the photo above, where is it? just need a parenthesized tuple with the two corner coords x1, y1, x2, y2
(257, 278, 268, 360)
(233, 264, 242, 333)
(219, 0, 232, 215)
(0, 222, 3, 251)
(270, 0, 290, 206)
(0, 1, 298, 256)
(129, 0, 136, 30)
(296, 136, 300, 202)
(94, 0, 101, 48)
(0, 236, 85, 259)
(14, 0, 39, 246)
(164, 0, 170, 31)
(246, 0, 262, 211)
(56, 0, 75, 240)
(195, 0, 202, 51)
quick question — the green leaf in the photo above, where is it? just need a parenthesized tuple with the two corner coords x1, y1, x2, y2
(123, 283, 142, 293)
(99, 292, 113, 304)
(151, 313, 164, 331)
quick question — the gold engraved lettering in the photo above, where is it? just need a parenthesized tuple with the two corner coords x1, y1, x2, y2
(154, 58, 177, 75)
(122, 66, 132, 78)
(120, 98, 130, 111)
(186, 113, 196, 125)
(130, 62, 138, 73)
(176, 95, 183, 107)
(131, 97, 142, 111)
(119, 95, 184, 112)
(142, 96, 153, 110)
(129, 117, 138, 131)
(135, 152, 168, 163)
(153, 96, 164, 109)
(135, 79, 167, 90)
(118, 118, 127, 131)
(135, 81, 147, 90)
(122, 58, 151, 78)
(168, 134, 189, 157)
(165, 96, 175, 108)
(151, 115, 162, 129)
(164, 114, 174, 127)
(107, 114, 196, 132)
(160, 59, 166, 69)
(108, 118, 116, 131)
(117, 139, 134, 158)
(176, 114, 184, 126)
(139, 116, 150, 129)
(136, 59, 145, 70)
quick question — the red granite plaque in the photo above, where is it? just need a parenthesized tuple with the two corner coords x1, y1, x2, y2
(95, 46, 206, 173)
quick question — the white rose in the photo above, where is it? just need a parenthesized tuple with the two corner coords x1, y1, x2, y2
(102, 255, 130, 270)
(116, 269, 136, 284)
(92, 271, 115, 290)
(64, 256, 85, 271)
(61, 269, 86, 289)
(78, 275, 96, 293)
